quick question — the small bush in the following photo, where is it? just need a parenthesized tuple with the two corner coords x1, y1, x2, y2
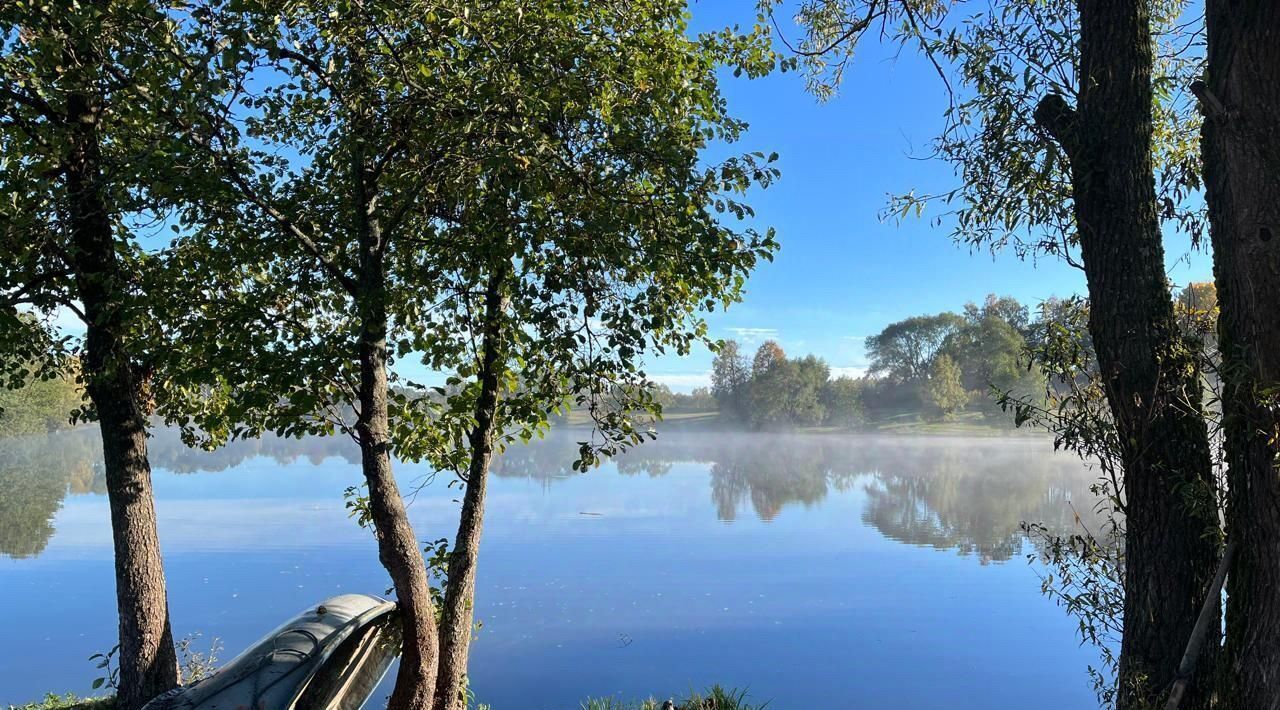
(7, 694, 115, 710)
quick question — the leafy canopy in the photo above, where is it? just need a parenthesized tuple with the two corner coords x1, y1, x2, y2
(159, 0, 782, 470)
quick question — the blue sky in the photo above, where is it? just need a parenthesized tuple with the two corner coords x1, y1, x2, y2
(629, 1, 1214, 392)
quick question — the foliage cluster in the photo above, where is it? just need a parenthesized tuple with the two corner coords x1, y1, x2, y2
(711, 339, 861, 429)
(0, 366, 81, 437)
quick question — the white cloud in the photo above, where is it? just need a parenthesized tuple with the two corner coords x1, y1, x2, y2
(725, 327, 778, 343)
(650, 371, 711, 392)
(829, 366, 868, 380)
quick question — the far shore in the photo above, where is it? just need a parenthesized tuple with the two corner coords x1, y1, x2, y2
(562, 408, 1049, 438)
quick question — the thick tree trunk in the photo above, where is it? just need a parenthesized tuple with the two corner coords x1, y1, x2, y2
(65, 92, 179, 710)
(1035, 2, 1220, 707)
(434, 269, 507, 710)
(1199, 4, 1280, 708)
(355, 191, 439, 710)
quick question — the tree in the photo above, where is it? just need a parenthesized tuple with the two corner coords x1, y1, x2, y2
(161, 3, 778, 707)
(926, 354, 967, 419)
(159, 3, 470, 703)
(751, 339, 786, 378)
(750, 354, 828, 428)
(1174, 281, 1218, 354)
(864, 313, 963, 383)
(417, 10, 778, 701)
(945, 306, 1037, 415)
(1032, 8, 1219, 703)
(773, 1, 1221, 705)
(978, 294, 1030, 333)
(711, 340, 752, 420)
(1197, 4, 1280, 706)
(821, 376, 865, 428)
(0, 2, 217, 703)
(0, 360, 81, 437)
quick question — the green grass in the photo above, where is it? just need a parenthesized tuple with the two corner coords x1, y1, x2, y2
(580, 685, 767, 710)
(7, 694, 114, 710)
(859, 409, 1028, 436)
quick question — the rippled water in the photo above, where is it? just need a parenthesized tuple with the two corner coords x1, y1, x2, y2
(0, 428, 1105, 708)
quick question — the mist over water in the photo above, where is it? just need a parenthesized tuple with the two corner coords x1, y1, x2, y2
(1, 427, 1105, 708)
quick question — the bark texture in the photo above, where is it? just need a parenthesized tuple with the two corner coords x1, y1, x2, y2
(1035, 2, 1220, 707)
(355, 182, 439, 710)
(434, 269, 507, 710)
(65, 91, 179, 710)
(1200, 4, 1280, 708)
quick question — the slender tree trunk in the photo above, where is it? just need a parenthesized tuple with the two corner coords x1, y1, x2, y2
(65, 92, 179, 710)
(1035, 2, 1219, 707)
(355, 175, 439, 710)
(1199, 5, 1280, 707)
(434, 268, 507, 710)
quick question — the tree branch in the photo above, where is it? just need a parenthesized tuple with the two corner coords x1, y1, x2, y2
(1033, 93, 1080, 160)
(769, 6, 879, 58)
(226, 171, 359, 296)
(1189, 80, 1227, 120)
(1164, 540, 1237, 710)
(0, 84, 59, 121)
(0, 268, 73, 307)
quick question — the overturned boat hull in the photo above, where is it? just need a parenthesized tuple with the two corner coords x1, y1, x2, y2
(143, 593, 401, 710)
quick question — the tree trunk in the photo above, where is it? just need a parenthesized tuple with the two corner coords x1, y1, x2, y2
(1035, 2, 1220, 707)
(434, 268, 507, 710)
(65, 91, 179, 710)
(1199, 4, 1280, 707)
(355, 181, 439, 710)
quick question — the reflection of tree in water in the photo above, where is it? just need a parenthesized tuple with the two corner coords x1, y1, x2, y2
(0, 428, 103, 558)
(483, 431, 1101, 557)
(846, 439, 1103, 562)
(144, 429, 361, 473)
(599, 432, 1100, 561)
(0, 427, 363, 559)
(487, 437, 581, 483)
(862, 475, 1027, 563)
(2, 426, 1103, 564)
(708, 441, 829, 521)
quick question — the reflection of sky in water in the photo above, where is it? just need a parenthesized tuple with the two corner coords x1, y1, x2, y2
(1, 429, 1104, 708)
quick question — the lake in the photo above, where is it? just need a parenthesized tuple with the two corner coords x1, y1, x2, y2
(0, 427, 1106, 708)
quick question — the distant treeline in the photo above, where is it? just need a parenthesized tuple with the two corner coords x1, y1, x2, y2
(695, 285, 1217, 430)
(0, 365, 81, 438)
(3, 285, 1216, 439)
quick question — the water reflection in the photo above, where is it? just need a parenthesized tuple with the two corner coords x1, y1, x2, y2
(621, 434, 1101, 562)
(0, 428, 103, 558)
(0, 428, 1100, 565)
(1, 428, 1106, 708)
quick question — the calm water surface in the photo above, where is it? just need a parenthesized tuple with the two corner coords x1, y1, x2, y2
(0, 428, 1105, 708)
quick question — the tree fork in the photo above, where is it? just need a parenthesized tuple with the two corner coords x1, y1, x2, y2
(434, 265, 509, 710)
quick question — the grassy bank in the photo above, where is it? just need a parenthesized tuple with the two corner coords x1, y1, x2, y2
(8, 695, 113, 710)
